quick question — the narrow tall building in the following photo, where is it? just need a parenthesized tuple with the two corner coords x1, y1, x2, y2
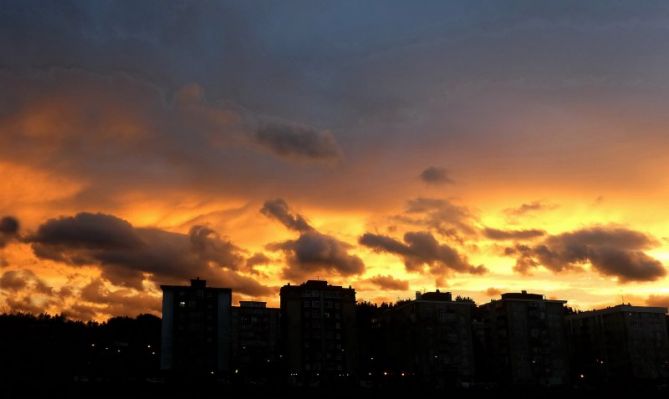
(378, 291, 476, 388)
(160, 278, 232, 375)
(566, 304, 669, 383)
(477, 291, 569, 386)
(279, 280, 356, 381)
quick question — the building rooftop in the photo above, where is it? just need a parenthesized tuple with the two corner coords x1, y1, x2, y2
(501, 290, 544, 301)
(160, 278, 231, 292)
(416, 290, 453, 302)
(280, 280, 354, 292)
(478, 290, 567, 307)
(568, 304, 668, 319)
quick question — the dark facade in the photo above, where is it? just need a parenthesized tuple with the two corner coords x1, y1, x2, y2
(377, 291, 476, 388)
(279, 280, 356, 380)
(477, 291, 569, 386)
(160, 278, 232, 375)
(566, 305, 669, 383)
(231, 301, 280, 380)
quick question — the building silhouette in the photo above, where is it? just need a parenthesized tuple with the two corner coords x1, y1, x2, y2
(377, 290, 476, 388)
(279, 280, 356, 382)
(567, 304, 669, 383)
(477, 291, 569, 386)
(152, 278, 669, 388)
(160, 278, 232, 376)
(231, 301, 280, 382)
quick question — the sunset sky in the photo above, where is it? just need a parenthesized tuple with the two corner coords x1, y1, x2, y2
(2, 1, 669, 321)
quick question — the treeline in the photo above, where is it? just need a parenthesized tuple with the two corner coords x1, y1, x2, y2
(0, 313, 161, 385)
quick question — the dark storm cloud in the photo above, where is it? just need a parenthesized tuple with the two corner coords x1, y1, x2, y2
(262, 198, 364, 279)
(359, 231, 486, 277)
(483, 227, 546, 240)
(419, 166, 453, 185)
(26, 212, 271, 295)
(254, 123, 342, 162)
(0, 216, 20, 248)
(260, 199, 312, 232)
(367, 275, 409, 291)
(506, 226, 666, 282)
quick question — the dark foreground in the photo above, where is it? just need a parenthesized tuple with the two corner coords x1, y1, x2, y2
(1, 382, 668, 399)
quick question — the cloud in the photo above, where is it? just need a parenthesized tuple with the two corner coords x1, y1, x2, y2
(483, 227, 546, 240)
(397, 198, 478, 238)
(359, 231, 486, 277)
(269, 231, 364, 280)
(419, 166, 453, 185)
(260, 198, 312, 232)
(0, 68, 354, 221)
(485, 287, 502, 297)
(25, 212, 270, 295)
(505, 226, 666, 282)
(29, 212, 143, 252)
(262, 199, 364, 280)
(646, 295, 669, 311)
(189, 225, 245, 270)
(253, 122, 342, 162)
(78, 278, 161, 318)
(0, 216, 20, 248)
(367, 275, 409, 291)
(0, 270, 52, 294)
(246, 252, 271, 269)
(4, 296, 49, 315)
(504, 201, 556, 218)
(0, 270, 28, 291)
(0, 269, 56, 315)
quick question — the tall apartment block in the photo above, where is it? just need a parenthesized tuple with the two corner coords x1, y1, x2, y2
(160, 278, 232, 375)
(377, 290, 476, 387)
(231, 301, 280, 378)
(279, 280, 356, 380)
(477, 291, 569, 386)
(566, 304, 669, 383)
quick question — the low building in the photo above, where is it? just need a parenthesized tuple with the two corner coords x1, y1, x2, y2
(377, 291, 476, 388)
(477, 291, 569, 386)
(279, 280, 356, 381)
(567, 304, 669, 383)
(160, 278, 232, 376)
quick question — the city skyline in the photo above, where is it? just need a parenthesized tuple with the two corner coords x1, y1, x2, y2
(2, 1, 669, 321)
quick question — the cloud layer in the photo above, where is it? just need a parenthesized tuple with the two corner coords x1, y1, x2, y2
(506, 226, 666, 282)
(262, 199, 365, 280)
(360, 231, 486, 277)
(26, 212, 270, 295)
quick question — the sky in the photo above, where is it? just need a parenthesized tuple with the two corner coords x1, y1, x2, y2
(1, 0, 669, 321)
